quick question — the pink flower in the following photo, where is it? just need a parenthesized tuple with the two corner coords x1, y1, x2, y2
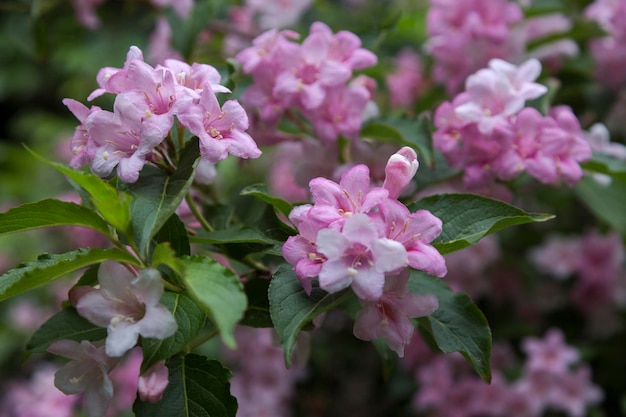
(521, 328, 580, 374)
(316, 213, 407, 300)
(386, 48, 426, 108)
(547, 366, 604, 417)
(147, 17, 183, 65)
(382, 146, 419, 199)
(528, 234, 581, 279)
(74, 262, 177, 357)
(88, 46, 145, 101)
(246, 0, 312, 30)
(48, 340, 119, 417)
(353, 270, 438, 357)
(62, 98, 101, 169)
(178, 88, 261, 163)
(138, 362, 169, 403)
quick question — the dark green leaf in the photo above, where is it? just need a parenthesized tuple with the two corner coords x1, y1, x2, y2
(408, 193, 554, 254)
(141, 292, 206, 373)
(576, 176, 626, 237)
(26, 308, 106, 353)
(240, 183, 294, 218)
(0, 248, 140, 301)
(240, 278, 272, 328)
(180, 256, 247, 348)
(0, 199, 110, 237)
(409, 270, 491, 382)
(269, 264, 351, 366)
(191, 226, 281, 245)
(134, 354, 237, 417)
(361, 114, 434, 167)
(126, 138, 200, 257)
(151, 213, 190, 257)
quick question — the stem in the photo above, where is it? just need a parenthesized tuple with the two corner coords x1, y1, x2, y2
(186, 329, 219, 352)
(185, 193, 214, 232)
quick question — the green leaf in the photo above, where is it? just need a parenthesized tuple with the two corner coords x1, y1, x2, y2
(191, 226, 281, 245)
(29, 151, 132, 234)
(0, 199, 110, 237)
(361, 114, 435, 167)
(134, 354, 237, 417)
(582, 153, 626, 182)
(408, 193, 554, 254)
(141, 292, 206, 373)
(151, 213, 190, 258)
(126, 138, 200, 258)
(0, 248, 140, 301)
(409, 270, 492, 382)
(269, 264, 351, 366)
(576, 176, 626, 237)
(240, 183, 294, 218)
(240, 278, 273, 328)
(180, 256, 247, 349)
(151, 242, 184, 276)
(26, 307, 106, 353)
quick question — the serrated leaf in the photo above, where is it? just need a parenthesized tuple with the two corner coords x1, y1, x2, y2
(0, 199, 110, 237)
(361, 115, 434, 167)
(28, 150, 132, 234)
(269, 264, 351, 366)
(180, 256, 247, 348)
(126, 138, 200, 258)
(0, 248, 140, 301)
(141, 292, 206, 373)
(26, 308, 106, 353)
(240, 183, 294, 218)
(409, 270, 492, 382)
(134, 354, 237, 417)
(408, 193, 554, 254)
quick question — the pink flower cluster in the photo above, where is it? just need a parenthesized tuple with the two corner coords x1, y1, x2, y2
(412, 329, 603, 417)
(65, 46, 260, 183)
(585, 0, 626, 89)
(529, 230, 626, 314)
(282, 147, 446, 356)
(425, 0, 524, 94)
(236, 22, 377, 144)
(434, 58, 592, 195)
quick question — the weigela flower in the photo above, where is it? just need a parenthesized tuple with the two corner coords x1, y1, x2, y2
(47, 340, 119, 417)
(138, 361, 169, 403)
(74, 262, 177, 357)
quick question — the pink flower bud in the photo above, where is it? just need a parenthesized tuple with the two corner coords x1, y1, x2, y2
(382, 147, 419, 199)
(138, 362, 169, 403)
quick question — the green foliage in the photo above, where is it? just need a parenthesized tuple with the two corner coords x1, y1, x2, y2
(269, 264, 352, 366)
(26, 307, 106, 353)
(576, 176, 626, 237)
(240, 183, 294, 218)
(410, 270, 492, 382)
(240, 278, 273, 328)
(134, 354, 237, 417)
(0, 248, 140, 301)
(0, 198, 110, 237)
(180, 256, 247, 349)
(125, 138, 200, 258)
(141, 292, 206, 373)
(409, 193, 554, 254)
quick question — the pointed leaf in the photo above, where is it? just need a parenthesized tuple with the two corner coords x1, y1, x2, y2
(141, 292, 206, 373)
(0, 199, 110, 237)
(408, 193, 554, 254)
(151, 242, 184, 276)
(29, 151, 132, 234)
(134, 354, 237, 417)
(409, 269, 492, 382)
(26, 307, 106, 353)
(269, 264, 351, 366)
(126, 138, 200, 257)
(180, 256, 247, 349)
(191, 226, 281, 245)
(240, 183, 294, 218)
(0, 248, 140, 301)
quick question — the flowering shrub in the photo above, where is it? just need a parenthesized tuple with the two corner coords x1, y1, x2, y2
(1, 1, 625, 417)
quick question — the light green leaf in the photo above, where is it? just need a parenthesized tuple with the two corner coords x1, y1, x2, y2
(141, 292, 206, 373)
(576, 176, 626, 237)
(126, 138, 200, 258)
(0, 199, 110, 237)
(180, 256, 247, 348)
(240, 183, 294, 218)
(134, 354, 237, 417)
(0, 248, 140, 301)
(409, 270, 492, 382)
(582, 153, 626, 182)
(191, 226, 281, 245)
(26, 307, 106, 353)
(408, 193, 554, 254)
(151, 242, 183, 276)
(269, 264, 351, 366)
